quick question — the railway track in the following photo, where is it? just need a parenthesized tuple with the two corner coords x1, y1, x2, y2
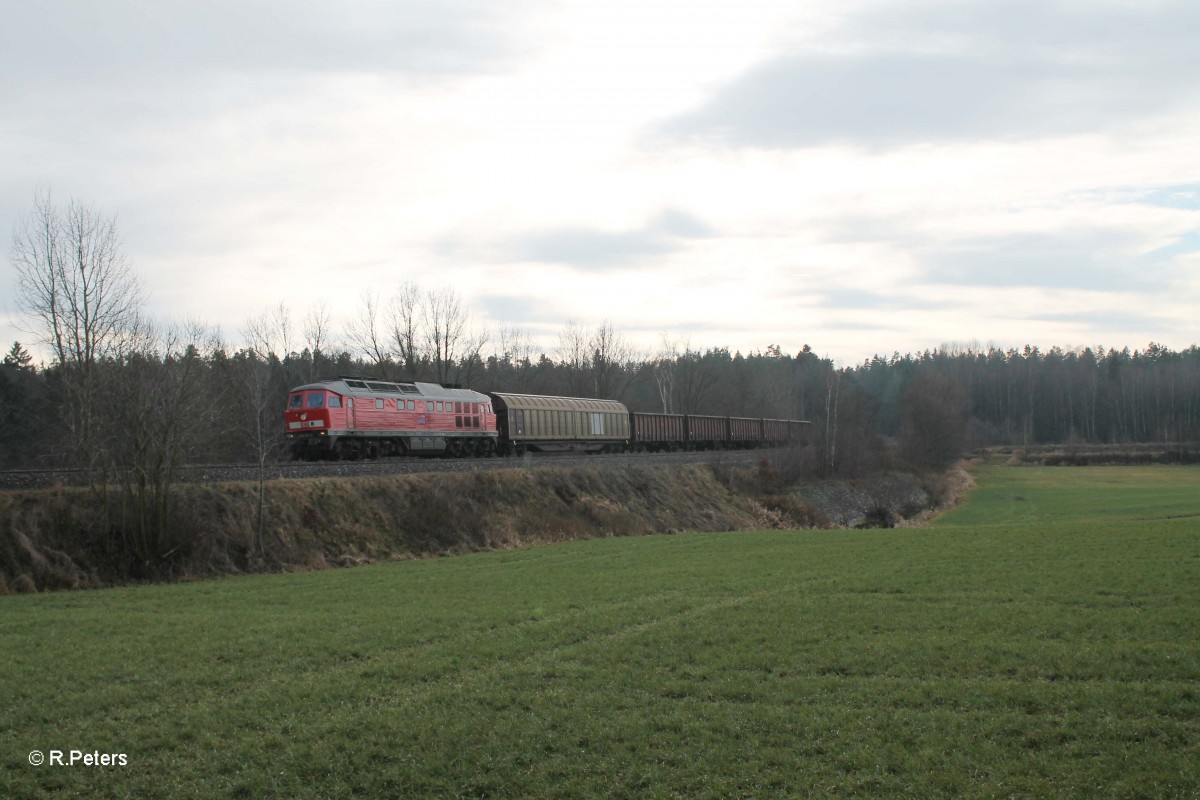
(0, 449, 769, 490)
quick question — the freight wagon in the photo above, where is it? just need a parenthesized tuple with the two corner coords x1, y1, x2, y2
(630, 412, 687, 452)
(490, 392, 629, 455)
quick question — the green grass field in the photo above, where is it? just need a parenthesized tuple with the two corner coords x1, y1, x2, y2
(3, 463, 1198, 798)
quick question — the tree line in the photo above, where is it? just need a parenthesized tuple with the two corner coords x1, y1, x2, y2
(5, 194, 1199, 485)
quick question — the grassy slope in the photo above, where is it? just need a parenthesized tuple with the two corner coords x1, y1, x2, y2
(2, 464, 1198, 798)
(0, 465, 773, 590)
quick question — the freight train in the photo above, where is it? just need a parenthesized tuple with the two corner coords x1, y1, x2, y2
(285, 377, 809, 461)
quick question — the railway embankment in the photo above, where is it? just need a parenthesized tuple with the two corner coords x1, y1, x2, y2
(0, 462, 959, 593)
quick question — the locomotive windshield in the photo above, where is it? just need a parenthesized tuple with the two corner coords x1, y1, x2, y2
(288, 394, 302, 409)
(306, 394, 326, 408)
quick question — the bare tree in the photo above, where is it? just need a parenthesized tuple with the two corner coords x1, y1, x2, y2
(824, 368, 841, 475)
(100, 317, 218, 569)
(589, 319, 640, 400)
(269, 302, 293, 359)
(455, 325, 490, 388)
(558, 319, 591, 396)
(10, 191, 145, 472)
(302, 300, 333, 382)
(653, 334, 680, 413)
(676, 346, 721, 414)
(423, 286, 482, 386)
(389, 281, 424, 380)
(240, 309, 292, 556)
(498, 323, 538, 392)
(899, 370, 968, 469)
(345, 290, 392, 378)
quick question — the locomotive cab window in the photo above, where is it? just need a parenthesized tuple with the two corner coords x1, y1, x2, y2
(328, 395, 342, 408)
(288, 394, 302, 409)
(306, 394, 325, 408)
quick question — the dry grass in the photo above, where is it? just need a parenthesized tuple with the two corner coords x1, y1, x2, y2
(1, 465, 774, 592)
(2, 455, 969, 593)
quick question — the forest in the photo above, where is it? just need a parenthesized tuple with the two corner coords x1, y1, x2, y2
(3, 330, 1198, 471)
(4, 195, 1199, 480)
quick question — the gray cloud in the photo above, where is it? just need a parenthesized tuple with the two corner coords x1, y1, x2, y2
(509, 208, 716, 270)
(819, 289, 941, 311)
(1, 1, 536, 164)
(1148, 232, 1200, 262)
(1, 1, 527, 83)
(515, 228, 676, 269)
(1, 1, 541, 276)
(478, 295, 555, 324)
(650, 208, 717, 238)
(1035, 310, 1169, 331)
(921, 229, 1170, 291)
(1124, 184, 1200, 212)
(657, 0, 1200, 149)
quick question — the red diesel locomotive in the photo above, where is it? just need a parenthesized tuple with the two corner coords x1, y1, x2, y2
(286, 377, 497, 460)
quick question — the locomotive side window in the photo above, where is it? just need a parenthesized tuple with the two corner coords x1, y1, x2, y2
(375, 399, 384, 409)
(328, 395, 342, 408)
(408, 400, 416, 410)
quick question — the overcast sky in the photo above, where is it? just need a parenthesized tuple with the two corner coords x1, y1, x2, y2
(3, 0, 1197, 365)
